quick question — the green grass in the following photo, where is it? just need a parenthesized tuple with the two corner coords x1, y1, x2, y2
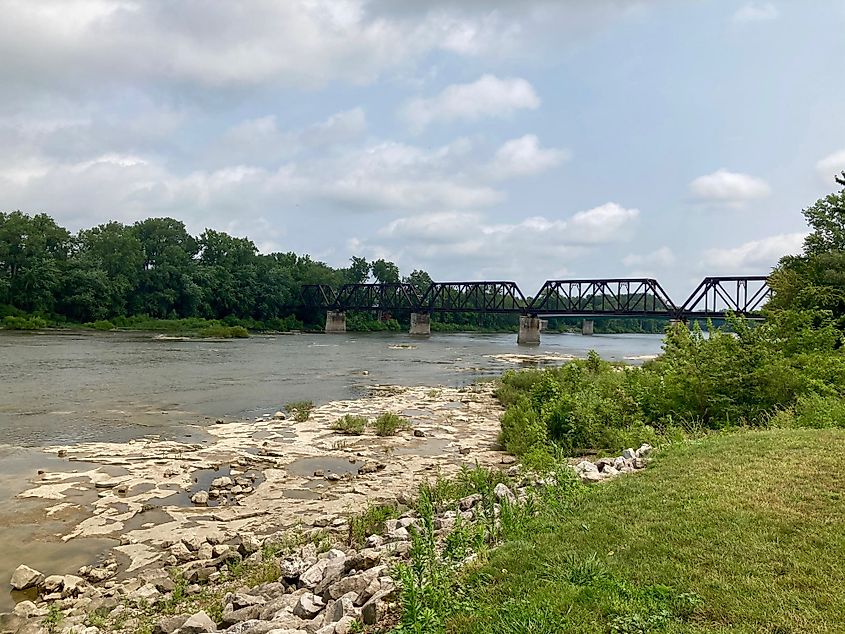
(373, 412, 410, 436)
(332, 414, 369, 435)
(446, 428, 845, 633)
(285, 400, 315, 422)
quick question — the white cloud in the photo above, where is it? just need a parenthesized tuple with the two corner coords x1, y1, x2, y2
(701, 232, 806, 273)
(622, 246, 676, 269)
(401, 75, 540, 131)
(689, 169, 771, 206)
(732, 3, 780, 23)
(369, 202, 639, 285)
(487, 134, 568, 179)
(816, 149, 845, 182)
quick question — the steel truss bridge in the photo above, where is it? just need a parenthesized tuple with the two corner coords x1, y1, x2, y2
(298, 275, 771, 321)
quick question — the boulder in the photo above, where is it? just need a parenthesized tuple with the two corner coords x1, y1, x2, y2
(12, 600, 37, 619)
(62, 574, 86, 597)
(134, 583, 161, 602)
(178, 610, 217, 633)
(458, 493, 483, 511)
(43, 574, 64, 593)
(154, 615, 189, 634)
(334, 615, 358, 634)
(574, 460, 597, 473)
(220, 604, 262, 627)
(191, 491, 210, 505)
(212, 476, 233, 488)
(621, 448, 637, 461)
(292, 593, 324, 619)
(299, 560, 329, 590)
(10, 565, 43, 591)
(636, 443, 653, 458)
(280, 557, 309, 582)
(493, 483, 516, 504)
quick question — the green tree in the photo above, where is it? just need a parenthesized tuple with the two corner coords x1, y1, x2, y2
(371, 258, 400, 284)
(344, 256, 370, 284)
(403, 269, 433, 296)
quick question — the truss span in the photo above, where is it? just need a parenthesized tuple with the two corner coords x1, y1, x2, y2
(297, 276, 771, 320)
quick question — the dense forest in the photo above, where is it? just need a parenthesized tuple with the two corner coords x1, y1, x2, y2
(0, 212, 664, 334)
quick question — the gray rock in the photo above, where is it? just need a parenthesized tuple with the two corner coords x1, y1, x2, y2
(183, 535, 206, 552)
(281, 557, 310, 582)
(334, 615, 358, 634)
(212, 476, 233, 488)
(134, 583, 161, 602)
(458, 493, 482, 511)
(493, 483, 516, 503)
(574, 460, 597, 473)
(178, 610, 217, 633)
(221, 604, 262, 627)
(613, 456, 626, 471)
(413, 429, 426, 437)
(43, 574, 64, 593)
(579, 470, 603, 483)
(292, 593, 325, 619)
(154, 614, 189, 634)
(621, 448, 637, 461)
(636, 443, 653, 458)
(326, 594, 357, 623)
(299, 560, 330, 590)
(342, 550, 380, 573)
(10, 565, 43, 591)
(327, 571, 374, 601)
(62, 575, 88, 598)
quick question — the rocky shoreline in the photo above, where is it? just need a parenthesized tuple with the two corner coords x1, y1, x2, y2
(3, 383, 653, 633)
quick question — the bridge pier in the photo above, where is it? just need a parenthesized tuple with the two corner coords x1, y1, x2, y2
(325, 310, 346, 333)
(409, 312, 431, 336)
(518, 316, 541, 345)
(582, 319, 594, 336)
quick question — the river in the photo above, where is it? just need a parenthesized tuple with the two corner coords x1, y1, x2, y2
(0, 329, 663, 610)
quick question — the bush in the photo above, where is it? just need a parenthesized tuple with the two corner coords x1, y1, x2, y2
(198, 325, 249, 338)
(2, 315, 48, 330)
(373, 412, 409, 436)
(286, 401, 315, 422)
(332, 414, 368, 435)
(84, 320, 115, 331)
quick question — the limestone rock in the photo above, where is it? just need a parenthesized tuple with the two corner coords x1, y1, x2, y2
(10, 565, 43, 591)
(212, 476, 234, 488)
(621, 448, 637, 461)
(458, 493, 482, 511)
(154, 614, 189, 634)
(178, 610, 217, 633)
(292, 593, 324, 619)
(13, 600, 37, 618)
(191, 491, 210, 505)
(493, 483, 516, 504)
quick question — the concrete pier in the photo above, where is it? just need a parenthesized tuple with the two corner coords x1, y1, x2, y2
(325, 310, 347, 333)
(518, 316, 541, 345)
(582, 319, 594, 336)
(409, 312, 431, 336)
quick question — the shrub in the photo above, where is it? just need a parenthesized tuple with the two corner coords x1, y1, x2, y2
(85, 320, 115, 331)
(286, 401, 315, 422)
(332, 414, 368, 435)
(199, 325, 249, 338)
(373, 412, 409, 436)
(348, 503, 400, 547)
(3, 315, 48, 330)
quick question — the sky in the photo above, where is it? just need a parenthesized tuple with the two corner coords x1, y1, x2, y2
(1, 0, 844, 298)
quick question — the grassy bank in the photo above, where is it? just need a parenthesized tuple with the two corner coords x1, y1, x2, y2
(445, 428, 845, 633)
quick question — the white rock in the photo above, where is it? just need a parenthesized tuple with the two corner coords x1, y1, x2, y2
(134, 583, 161, 602)
(191, 490, 210, 505)
(575, 460, 598, 473)
(292, 593, 324, 619)
(179, 610, 217, 633)
(636, 443, 653, 458)
(43, 574, 65, 592)
(493, 483, 516, 503)
(13, 600, 37, 618)
(10, 564, 43, 591)
(211, 476, 233, 488)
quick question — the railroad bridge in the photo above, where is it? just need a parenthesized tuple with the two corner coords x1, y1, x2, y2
(298, 276, 770, 344)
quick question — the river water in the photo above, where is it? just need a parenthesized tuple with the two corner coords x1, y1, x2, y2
(0, 329, 663, 610)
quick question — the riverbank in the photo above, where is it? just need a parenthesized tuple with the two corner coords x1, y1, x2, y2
(3, 383, 509, 613)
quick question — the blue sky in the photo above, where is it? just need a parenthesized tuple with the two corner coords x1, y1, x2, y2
(1, 0, 843, 296)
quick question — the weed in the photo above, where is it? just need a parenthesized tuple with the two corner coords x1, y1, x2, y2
(332, 414, 368, 435)
(285, 400, 315, 422)
(373, 412, 409, 436)
(349, 502, 400, 547)
(43, 604, 63, 633)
